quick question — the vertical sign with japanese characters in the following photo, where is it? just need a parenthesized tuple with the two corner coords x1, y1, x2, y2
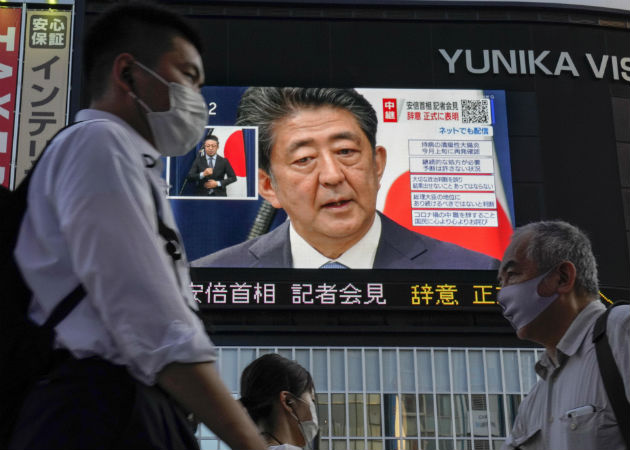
(14, 10, 71, 187)
(0, 8, 22, 188)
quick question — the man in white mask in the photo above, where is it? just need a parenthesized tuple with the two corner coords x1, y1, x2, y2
(497, 221, 629, 450)
(10, 4, 265, 450)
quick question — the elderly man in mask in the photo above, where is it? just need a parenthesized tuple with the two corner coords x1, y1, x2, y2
(497, 220, 629, 450)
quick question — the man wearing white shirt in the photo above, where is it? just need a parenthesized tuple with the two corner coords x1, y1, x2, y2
(193, 87, 498, 270)
(187, 135, 236, 196)
(9, 4, 264, 450)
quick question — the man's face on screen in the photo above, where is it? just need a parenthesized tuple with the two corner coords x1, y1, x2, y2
(258, 106, 386, 258)
(204, 139, 219, 157)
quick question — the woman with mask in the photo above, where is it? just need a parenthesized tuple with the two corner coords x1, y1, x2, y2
(240, 353, 319, 450)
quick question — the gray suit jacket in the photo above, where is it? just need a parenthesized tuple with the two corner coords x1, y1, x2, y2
(192, 212, 498, 269)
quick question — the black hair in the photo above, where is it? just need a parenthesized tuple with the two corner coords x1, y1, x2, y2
(240, 353, 315, 431)
(83, 2, 202, 100)
(205, 135, 219, 144)
(235, 87, 378, 175)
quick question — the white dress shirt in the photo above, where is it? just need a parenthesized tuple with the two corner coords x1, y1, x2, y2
(502, 300, 629, 450)
(15, 109, 217, 386)
(289, 214, 382, 268)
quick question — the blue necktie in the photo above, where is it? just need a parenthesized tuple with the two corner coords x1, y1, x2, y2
(320, 261, 348, 269)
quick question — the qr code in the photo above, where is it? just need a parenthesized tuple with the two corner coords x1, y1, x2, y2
(461, 99, 490, 124)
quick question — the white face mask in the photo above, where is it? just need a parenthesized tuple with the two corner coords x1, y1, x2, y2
(497, 268, 559, 331)
(128, 60, 207, 157)
(290, 396, 320, 450)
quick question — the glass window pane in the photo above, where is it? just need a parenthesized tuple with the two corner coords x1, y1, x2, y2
(417, 351, 433, 393)
(348, 350, 364, 392)
(295, 349, 310, 373)
(368, 440, 384, 450)
(319, 439, 329, 450)
(238, 349, 256, 376)
(451, 351, 467, 393)
(421, 439, 437, 450)
(471, 394, 489, 438)
(436, 394, 453, 437)
(418, 394, 436, 437)
(383, 394, 398, 437)
(331, 350, 345, 391)
(331, 393, 346, 437)
(453, 394, 470, 437)
(383, 350, 397, 392)
(313, 350, 328, 391)
(317, 393, 330, 437)
(401, 394, 418, 437)
(350, 439, 365, 450)
(277, 348, 292, 360)
(349, 393, 365, 437)
(367, 394, 383, 437)
(438, 438, 454, 450)
(506, 394, 522, 432)
(435, 351, 451, 393)
(333, 439, 347, 449)
(468, 351, 485, 393)
(488, 394, 506, 437)
(473, 440, 490, 450)
(502, 351, 519, 393)
(366, 350, 381, 392)
(400, 351, 415, 392)
(258, 348, 275, 356)
(220, 348, 238, 392)
(520, 351, 537, 393)
(485, 351, 503, 393)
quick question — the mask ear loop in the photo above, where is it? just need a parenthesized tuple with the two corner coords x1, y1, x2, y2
(286, 394, 316, 450)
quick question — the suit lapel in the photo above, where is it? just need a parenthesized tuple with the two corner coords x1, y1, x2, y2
(248, 221, 293, 267)
(374, 213, 428, 268)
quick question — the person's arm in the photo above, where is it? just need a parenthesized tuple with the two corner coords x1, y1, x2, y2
(158, 362, 266, 450)
(222, 158, 237, 187)
(187, 156, 201, 181)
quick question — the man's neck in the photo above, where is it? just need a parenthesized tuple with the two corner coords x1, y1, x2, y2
(90, 96, 154, 146)
(534, 294, 595, 355)
(300, 220, 376, 260)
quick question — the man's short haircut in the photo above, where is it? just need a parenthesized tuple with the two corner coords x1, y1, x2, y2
(83, 2, 202, 101)
(511, 220, 599, 296)
(235, 87, 378, 175)
(205, 135, 219, 144)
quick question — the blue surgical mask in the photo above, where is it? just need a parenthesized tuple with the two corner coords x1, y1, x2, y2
(498, 269, 559, 331)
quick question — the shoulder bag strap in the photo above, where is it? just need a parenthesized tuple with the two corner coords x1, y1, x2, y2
(592, 300, 630, 449)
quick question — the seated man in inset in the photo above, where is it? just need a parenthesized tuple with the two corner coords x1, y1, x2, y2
(193, 87, 498, 269)
(187, 135, 236, 196)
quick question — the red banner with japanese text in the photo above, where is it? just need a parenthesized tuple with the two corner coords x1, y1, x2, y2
(0, 8, 22, 188)
(14, 9, 71, 188)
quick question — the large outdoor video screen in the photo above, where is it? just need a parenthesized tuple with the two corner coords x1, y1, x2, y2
(167, 87, 514, 272)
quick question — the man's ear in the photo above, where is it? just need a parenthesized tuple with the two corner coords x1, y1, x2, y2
(112, 53, 136, 93)
(374, 146, 387, 185)
(556, 261, 577, 294)
(258, 168, 282, 208)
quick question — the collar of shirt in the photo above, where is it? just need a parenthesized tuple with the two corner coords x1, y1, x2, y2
(75, 109, 163, 170)
(534, 299, 605, 379)
(75, 109, 159, 159)
(289, 214, 381, 269)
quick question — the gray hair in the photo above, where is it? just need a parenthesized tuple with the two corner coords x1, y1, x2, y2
(235, 87, 378, 175)
(512, 220, 599, 296)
